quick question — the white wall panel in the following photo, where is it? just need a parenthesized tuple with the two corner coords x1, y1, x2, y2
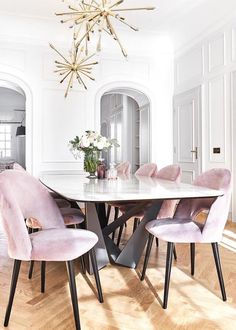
(100, 58, 150, 80)
(208, 33, 225, 72)
(42, 89, 86, 163)
(175, 46, 203, 86)
(208, 75, 226, 162)
(231, 27, 236, 62)
(0, 48, 25, 71)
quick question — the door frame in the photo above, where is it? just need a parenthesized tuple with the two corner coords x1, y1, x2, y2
(173, 86, 202, 182)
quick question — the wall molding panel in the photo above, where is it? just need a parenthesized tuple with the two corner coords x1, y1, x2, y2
(208, 75, 226, 163)
(208, 33, 225, 73)
(175, 46, 203, 88)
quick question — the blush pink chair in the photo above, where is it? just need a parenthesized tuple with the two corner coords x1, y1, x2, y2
(106, 161, 131, 223)
(117, 165, 181, 248)
(141, 168, 231, 309)
(108, 162, 158, 243)
(135, 163, 157, 176)
(0, 170, 103, 329)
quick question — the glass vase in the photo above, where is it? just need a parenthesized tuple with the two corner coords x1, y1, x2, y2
(84, 150, 99, 178)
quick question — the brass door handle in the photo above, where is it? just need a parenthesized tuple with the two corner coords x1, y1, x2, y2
(190, 147, 198, 160)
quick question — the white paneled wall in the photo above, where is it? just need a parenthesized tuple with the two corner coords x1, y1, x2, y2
(0, 14, 174, 177)
(174, 17, 236, 220)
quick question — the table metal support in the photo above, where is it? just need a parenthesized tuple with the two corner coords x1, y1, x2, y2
(85, 202, 110, 274)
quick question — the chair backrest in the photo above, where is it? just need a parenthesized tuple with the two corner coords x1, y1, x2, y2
(0, 170, 65, 260)
(13, 162, 25, 171)
(116, 161, 131, 175)
(135, 163, 157, 177)
(174, 168, 231, 242)
(155, 165, 181, 219)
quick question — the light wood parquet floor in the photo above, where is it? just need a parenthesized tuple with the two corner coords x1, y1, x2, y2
(0, 215, 236, 330)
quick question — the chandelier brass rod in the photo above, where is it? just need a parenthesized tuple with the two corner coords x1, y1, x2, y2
(65, 73, 74, 97)
(109, 0, 124, 10)
(75, 15, 101, 48)
(113, 7, 156, 12)
(50, 44, 71, 65)
(60, 70, 71, 84)
(106, 16, 127, 57)
(76, 73, 87, 89)
(80, 70, 95, 80)
(111, 13, 138, 31)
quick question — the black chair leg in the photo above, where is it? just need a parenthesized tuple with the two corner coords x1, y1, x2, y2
(114, 207, 119, 220)
(190, 243, 195, 276)
(211, 242, 227, 301)
(155, 237, 159, 247)
(28, 261, 35, 279)
(107, 204, 111, 222)
(4, 260, 21, 327)
(66, 260, 81, 330)
(90, 248, 104, 303)
(41, 261, 46, 293)
(80, 256, 86, 274)
(117, 224, 124, 247)
(141, 234, 154, 281)
(133, 217, 139, 233)
(163, 242, 174, 309)
(173, 244, 177, 260)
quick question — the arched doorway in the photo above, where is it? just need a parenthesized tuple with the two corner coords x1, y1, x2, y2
(100, 87, 150, 172)
(0, 72, 33, 173)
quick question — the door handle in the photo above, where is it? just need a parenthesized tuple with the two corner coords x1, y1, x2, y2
(190, 147, 198, 160)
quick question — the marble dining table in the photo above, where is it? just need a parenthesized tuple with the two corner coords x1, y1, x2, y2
(40, 173, 222, 273)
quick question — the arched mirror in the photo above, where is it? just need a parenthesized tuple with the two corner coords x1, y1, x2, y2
(100, 88, 150, 173)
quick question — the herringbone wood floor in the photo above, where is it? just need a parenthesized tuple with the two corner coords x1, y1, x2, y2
(0, 217, 236, 330)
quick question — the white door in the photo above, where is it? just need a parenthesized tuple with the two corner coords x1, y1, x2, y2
(173, 87, 201, 183)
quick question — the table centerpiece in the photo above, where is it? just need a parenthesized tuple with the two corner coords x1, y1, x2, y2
(69, 130, 119, 178)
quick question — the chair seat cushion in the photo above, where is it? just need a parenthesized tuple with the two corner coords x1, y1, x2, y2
(60, 208, 85, 225)
(146, 218, 204, 243)
(26, 208, 84, 229)
(30, 228, 98, 261)
(54, 198, 71, 209)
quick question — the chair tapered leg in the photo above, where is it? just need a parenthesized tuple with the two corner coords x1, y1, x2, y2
(163, 242, 174, 309)
(141, 234, 154, 281)
(90, 248, 104, 303)
(4, 260, 21, 327)
(114, 207, 119, 220)
(41, 261, 46, 293)
(211, 242, 227, 301)
(173, 244, 177, 260)
(107, 205, 111, 222)
(117, 224, 124, 247)
(28, 261, 35, 279)
(155, 237, 159, 247)
(133, 217, 139, 233)
(80, 256, 86, 274)
(190, 243, 195, 276)
(66, 260, 81, 330)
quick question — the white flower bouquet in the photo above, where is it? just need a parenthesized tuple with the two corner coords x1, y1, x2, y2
(69, 130, 119, 177)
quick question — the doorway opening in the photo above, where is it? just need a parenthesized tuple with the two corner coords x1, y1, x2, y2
(100, 88, 150, 173)
(0, 80, 26, 168)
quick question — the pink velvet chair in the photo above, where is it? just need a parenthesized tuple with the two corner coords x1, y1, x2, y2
(108, 162, 158, 243)
(135, 163, 157, 176)
(141, 168, 231, 309)
(117, 165, 181, 247)
(106, 161, 131, 222)
(116, 161, 131, 175)
(0, 170, 103, 329)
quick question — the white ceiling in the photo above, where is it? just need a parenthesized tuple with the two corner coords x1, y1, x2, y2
(0, 0, 236, 50)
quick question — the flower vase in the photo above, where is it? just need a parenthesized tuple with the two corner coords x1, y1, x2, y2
(84, 150, 99, 178)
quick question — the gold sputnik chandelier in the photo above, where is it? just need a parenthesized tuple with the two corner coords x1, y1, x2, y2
(50, 43, 98, 97)
(51, 1, 155, 97)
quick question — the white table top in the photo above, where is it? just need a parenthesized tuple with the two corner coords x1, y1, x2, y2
(40, 174, 223, 203)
